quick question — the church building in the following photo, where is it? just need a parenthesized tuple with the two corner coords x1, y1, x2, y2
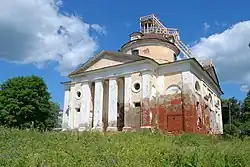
(61, 14, 223, 134)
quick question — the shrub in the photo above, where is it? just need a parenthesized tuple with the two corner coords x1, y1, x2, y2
(223, 124, 240, 137)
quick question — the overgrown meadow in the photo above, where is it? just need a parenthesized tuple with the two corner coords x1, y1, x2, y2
(1, 127, 250, 167)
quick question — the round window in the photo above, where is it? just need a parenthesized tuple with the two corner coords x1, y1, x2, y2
(132, 81, 141, 93)
(76, 91, 82, 99)
(134, 83, 140, 90)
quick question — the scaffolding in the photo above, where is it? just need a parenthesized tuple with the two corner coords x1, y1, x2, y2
(139, 14, 193, 59)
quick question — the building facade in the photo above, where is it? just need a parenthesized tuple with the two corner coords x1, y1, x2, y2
(61, 15, 223, 134)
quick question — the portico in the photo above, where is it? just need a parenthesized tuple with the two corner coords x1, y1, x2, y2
(62, 64, 157, 132)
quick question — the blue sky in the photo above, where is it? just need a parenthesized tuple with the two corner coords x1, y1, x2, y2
(0, 0, 250, 108)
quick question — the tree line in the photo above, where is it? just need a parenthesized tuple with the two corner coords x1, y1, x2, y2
(222, 91, 250, 135)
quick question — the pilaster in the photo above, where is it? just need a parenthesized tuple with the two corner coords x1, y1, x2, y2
(141, 71, 153, 129)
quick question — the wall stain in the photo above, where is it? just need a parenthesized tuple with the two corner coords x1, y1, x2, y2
(122, 90, 221, 135)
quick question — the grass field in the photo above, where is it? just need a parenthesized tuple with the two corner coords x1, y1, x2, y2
(1, 127, 250, 167)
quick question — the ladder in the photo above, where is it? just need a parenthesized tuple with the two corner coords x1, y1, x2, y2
(140, 14, 194, 59)
(174, 38, 193, 59)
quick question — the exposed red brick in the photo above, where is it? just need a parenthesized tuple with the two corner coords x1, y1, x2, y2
(137, 92, 213, 134)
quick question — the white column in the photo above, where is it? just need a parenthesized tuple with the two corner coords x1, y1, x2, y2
(79, 82, 91, 131)
(62, 85, 70, 130)
(69, 84, 76, 129)
(182, 71, 195, 132)
(142, 72, 152, 99)
(92, 80, 104, 131)
(123, 74, 132, 131)
(218, 100, 223, 134)
(141, 71, 152, 128)
(107, 78, 118, 131)
(156, 74, 165, 95)
(182, 71, 193, 91)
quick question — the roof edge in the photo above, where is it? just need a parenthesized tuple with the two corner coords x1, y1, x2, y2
(60, 81, 71, 85)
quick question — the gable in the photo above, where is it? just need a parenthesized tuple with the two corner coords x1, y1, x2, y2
(85, 56, 128, 72)
(188, 58, 223, 94)
(205, 67, 219, 85)
(68, 51, 146, 77)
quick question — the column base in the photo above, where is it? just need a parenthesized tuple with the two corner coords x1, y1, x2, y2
(78, 127, 85, 131)
(141, 126, 151, 129)
(122, 127, 132, 132)
(91, 127, 103, 132)
(107, 127, 118, 132)
(140, 126, 152, 132)
(61, 128, 68, 132)
(79, 127, 91, 132)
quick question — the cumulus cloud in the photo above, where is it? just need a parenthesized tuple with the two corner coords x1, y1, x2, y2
(192, 21, 250, 90)
(0, 0, 106, 75)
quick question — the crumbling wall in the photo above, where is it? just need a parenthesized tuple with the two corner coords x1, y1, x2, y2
(128, 90, 213, 134)
(122, 74, 217, 134)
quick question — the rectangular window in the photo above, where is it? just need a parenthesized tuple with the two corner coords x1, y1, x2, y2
(134, 102, 141, 108)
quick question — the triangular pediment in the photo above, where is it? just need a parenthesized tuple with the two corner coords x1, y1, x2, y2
(200, 60, 220, 85)
(205, 66, 219, 85)
(69, 51, 145, 76)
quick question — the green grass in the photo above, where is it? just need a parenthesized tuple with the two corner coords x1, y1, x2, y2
(1, 127, 250, 167)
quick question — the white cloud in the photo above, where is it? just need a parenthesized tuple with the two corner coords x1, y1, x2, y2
(91, 24, 107, 35)
(192, 20, 250, 91)
(203, 22, 210, 32)
(0, 0, 106, 75)
(240, 84, 250, 93)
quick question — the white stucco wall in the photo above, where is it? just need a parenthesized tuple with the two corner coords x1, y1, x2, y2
(64, 58, 223, 133)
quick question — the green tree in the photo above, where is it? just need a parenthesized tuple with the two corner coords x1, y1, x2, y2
(221, 97, 241, 125)
(242, 90, 250, 113)
(0, 75, 59, 130)
(239, 90, 250, 129)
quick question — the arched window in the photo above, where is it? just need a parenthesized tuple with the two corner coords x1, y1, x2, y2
(216, 100, 220, 106)
(195, 81, 200, 92)
(166, 85, 181, 95)
(209, 93, 213, 105)
(151, 85, 156, 97)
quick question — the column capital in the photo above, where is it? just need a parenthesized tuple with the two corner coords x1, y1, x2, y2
(141, 70, 154, 75)
(80, 81, 91, 86)
(94, 79, 104, 83)
(108, 77, 118, 81)
(123, 73, 132, 78)
(64, 84, 71, 91)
